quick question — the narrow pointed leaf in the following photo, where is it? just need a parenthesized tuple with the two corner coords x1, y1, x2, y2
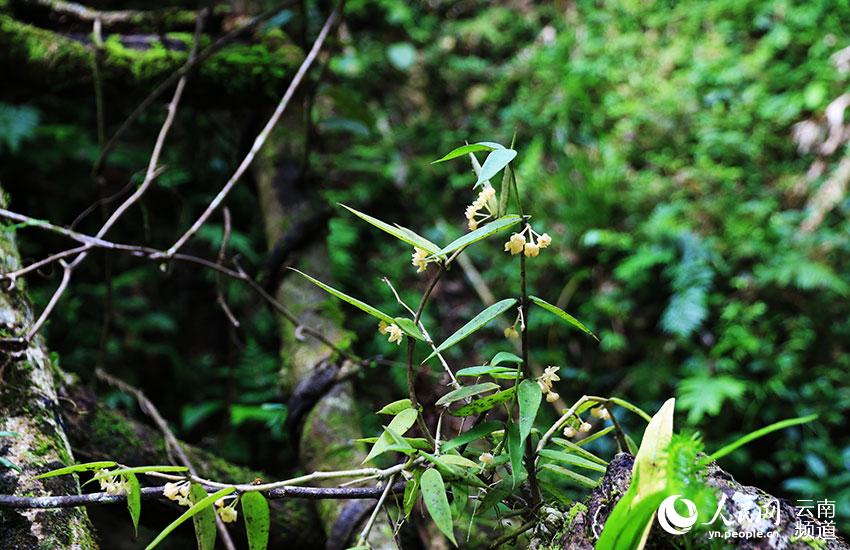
(576, 425, 615, 447)
(431, 143, 497, 164)
(189, 483, 217, 550)
(290, 269, 395, 324)
(506, 422, 526, 488)
(537, 450, 607, 473)
(441, 421, 502, 453)
(529, 296, 597, 339)
(363, 408, 418, 464)
(242, 492, 270, 550)
(403, 470, 421, 518)
(438, 454, 479, 469)
(435, 383, 500, 406)
(540, 464, 599, 488)
(450, 387, 516, 417)
(377, 399, 412, 415)
(550, 438, 608, 466)
(146, 487, 235, 550)
(475, 149, 517, 187)
(90, 465, 188, 483)
(126, 473, 141, 537)
(437, 216, 521, 257)
(609, 397, 652, 423)
(456, 365, 517, 378)
(340, 204, 441, 255)
(34, 461, 117, 479)
(426, 298, 516, 361)
(518, 380, 542, 444)
(393, 317, 426, 341)
(420, 469, 457, 546)
(707, 414, 818, 464)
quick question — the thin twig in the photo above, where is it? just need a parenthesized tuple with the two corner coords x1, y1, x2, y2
(356, 475, 396, 547)
(215, 208, 240, 327)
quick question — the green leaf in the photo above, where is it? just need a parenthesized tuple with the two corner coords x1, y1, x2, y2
(0, 431, 19, 437)
(363, 408, 418, 463)
(678, 376, 746, 424)
(431, 143, 497, 164)
(377, 399, 412, 415)
(242, 492, 270, 550)
(340, 204, 441, 255)
(529, 296, 597, 339)
(435, 383, 500, 406)
(490, 352, 523, 366)
(189, 484, 217, 550)
(455, 365, 518, 379)
(497, 164, 513, 217)
(518, 380, 542, 444)
(89, 465, 188, 484)
(393, 317, 426, 341)
(290, 269, 395, 324)
(126, 472, 141, 537)
(0, 457, 21, 472)
(419, 453, 487, 489)
(438, 454, 479, 469)
(403, 470, 421, 518)
(426, 299, 517, 361)
(420, 468, 457, 546)
(384, 426, 416, 454)
(450, 387, 517, 417)
(550, 438, 608, 466)
(537, 450, 607, 473)
(576, 425, 615, 447)
(595, 490, 667, 550)
(475, 149, 517, 187)
(356, 436, 431, 450)
(707, 414, 818, 464)
(539, 463, 599, 488)
(506, 422, 526, 488)
(34, 461, 117, 479)
(437, 216, 521, 257)
(441, 421, 502, 453)
(609, 397, 653, 423)
(146, 487, 235, 550)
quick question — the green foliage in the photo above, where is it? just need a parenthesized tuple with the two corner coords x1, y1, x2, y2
(241, 492, 270, 550)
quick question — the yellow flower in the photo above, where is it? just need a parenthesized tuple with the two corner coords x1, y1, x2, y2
(378, 321, 389, 334)
(546, 391, 560, 403)
(468, 218, 478, 231)
(465, 204, 479, 220)
(504, 233, 526, 255)
(563, 426, 576, 438)
(411, 247, 430, 273)
(218, 505, 238, 523)
(478, 452, 494, 464)
(590, 407, 610, 420)
(504, 326, 519, 340)
(579, 421, 592, 433)
(537, 233, 552, 248)
(163, 482, 181, 501)
(385, 323, 403, 344)
(537, 366, 561, 393)
(523, 241, 540, 257)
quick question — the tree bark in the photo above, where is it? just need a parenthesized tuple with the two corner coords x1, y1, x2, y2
(0, 188, 98, 549)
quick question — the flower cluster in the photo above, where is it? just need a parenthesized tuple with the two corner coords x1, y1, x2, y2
(411, 247, 431, 273)
(464, 185, 497, 230)
(163, 481, 192, 506)
(96, 469, 130, 495)
(563, 421, 591, 439)
(590, 406, 611, 420)
(378, 321, 404, 344)
(504, 226, 552, 257)
(215, 497, 238, 523)
(537, 366, 561, 403)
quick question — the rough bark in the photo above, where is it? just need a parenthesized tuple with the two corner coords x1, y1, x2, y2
(254, 140, 398, 550)
(60, 383, 325, 549)
(548, 453, 848, 550)
(0, 187, 98, 549)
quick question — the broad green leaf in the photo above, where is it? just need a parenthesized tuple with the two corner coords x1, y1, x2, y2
(537, 449, 607, 473)
(420, 469, 457, 546)
(189, 484, 216, 550)
(539, 463, 599, 488)
(455, 365, 518, 379)
(403, 470, 421, 517)
(609, 397, 652, 423)
(475, 149, 517, 187)
(363, 408, 418, 464)
(431, 143, 497, 164)
(490, 351, 523, 366)
(550, 438, 608, 466)
(356, 436, 431, 450)
(126, 472, 141, 536)
(34, 461, 117, 479)
(377, 399, 412, 415)
(595, 490, 667, 550)
(707, 414, 818, 464)
(435, 383, 500, 406)
(393, 317, 426, 341)
(518, 380, 542, 444)
(291, 269, 395, 324)
(384, 426, 416, 454)
(438, 454, 479, 469)
(242, 492, 270, 550)
(441, 421, 502, 453)
(450, 387, 516, 417)
(506, 422, 526, 488)
(146, 487, 235, 550)
(529, 296, 597, 339)
(426, 299, 517, 361)
(340, 204, 441, 255)
(437, 216, 521, 257)
(420, 453, 486, 488)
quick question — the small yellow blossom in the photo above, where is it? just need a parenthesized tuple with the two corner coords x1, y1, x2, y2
(411, 247, 430, 273)
(163, 482, 180, 501)
(537, 233, 552, 248)
(479, 452, 494, 464)
(579, 421, 592, 433)
(523, 241, 540, 257)
(468, 218, 478, 230)
(563, 426, 576, 438)
(546, 391, 560, 403)
(590, 407, 610, 420)
(384, 323, 403, 344)
(218, 505, 238, 523)
(504, 233, 526, 255)
(536, 366, 561, 394)
(504, 326, 519, 340)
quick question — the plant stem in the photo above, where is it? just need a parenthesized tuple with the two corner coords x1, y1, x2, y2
(518, 218, 540, 504)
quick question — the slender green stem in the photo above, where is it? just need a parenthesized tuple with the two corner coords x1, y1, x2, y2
(517, 218, 539, 504)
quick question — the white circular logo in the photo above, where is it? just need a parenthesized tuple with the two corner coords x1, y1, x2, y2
(657, 494, 698, 535)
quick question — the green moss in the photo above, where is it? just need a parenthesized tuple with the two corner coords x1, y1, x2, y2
(87, 408, 144, 457)
(566, 502, 588, 526)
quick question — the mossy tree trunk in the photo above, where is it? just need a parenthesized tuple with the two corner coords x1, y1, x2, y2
(0, 187, 98, 549)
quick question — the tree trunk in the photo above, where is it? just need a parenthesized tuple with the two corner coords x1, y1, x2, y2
(0, 188, 98, 549)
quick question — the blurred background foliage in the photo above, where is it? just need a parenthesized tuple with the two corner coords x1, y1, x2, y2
(2, 0, 849, 533)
